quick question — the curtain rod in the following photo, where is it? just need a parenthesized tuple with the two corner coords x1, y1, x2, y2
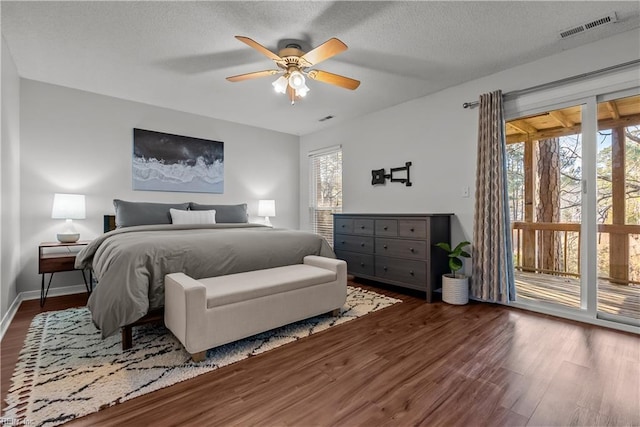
(462, 59, 640, 109)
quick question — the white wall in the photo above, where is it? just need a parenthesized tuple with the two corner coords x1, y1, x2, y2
(300, 29, 640, 276)
(17, 80, 299, 295)
(1, 35, 21, 321)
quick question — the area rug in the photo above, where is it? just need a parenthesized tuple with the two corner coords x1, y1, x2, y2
(3, 286, 401, 427)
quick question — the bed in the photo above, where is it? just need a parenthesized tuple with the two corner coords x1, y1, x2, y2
(75, 200, 335, 341)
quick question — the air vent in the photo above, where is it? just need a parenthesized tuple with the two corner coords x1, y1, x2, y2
(559, 12, 618, 39)
(318, 115, 334, 122)
(559, 26, 585, 39)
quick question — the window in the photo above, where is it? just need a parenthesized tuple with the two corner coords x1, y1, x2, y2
(309, 146, 342, 246)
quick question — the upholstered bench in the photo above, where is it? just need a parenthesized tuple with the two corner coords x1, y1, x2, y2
(164, 255, 347, 361)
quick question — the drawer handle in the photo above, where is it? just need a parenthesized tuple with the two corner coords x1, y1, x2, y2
(360, 225, 365, 229)
(410, 228, 415, 232)
(383, 226, 388, 230)
(360, 243, 365, 247)
(409, 270, 414, 276)
(341, 224, 346, 228)
(360, 262, 365, 267)
(383, 245, 388, 249)
(383, 266, 388, 271)
(341, 241, 345, 244)
(410, 248, 415, 252)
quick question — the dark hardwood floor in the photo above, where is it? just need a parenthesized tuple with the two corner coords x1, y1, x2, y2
(2, 281, 639, 426)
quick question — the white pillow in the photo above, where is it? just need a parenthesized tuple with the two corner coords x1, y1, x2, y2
(170, 208, 216, 225)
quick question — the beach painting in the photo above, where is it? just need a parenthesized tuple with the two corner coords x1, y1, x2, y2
(132, 128, 224, 193)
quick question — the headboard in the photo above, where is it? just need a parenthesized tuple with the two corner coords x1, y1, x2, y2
(104, 215, 116, 233)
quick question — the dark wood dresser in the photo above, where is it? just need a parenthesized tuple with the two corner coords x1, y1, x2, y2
(333, 213, 452, 302)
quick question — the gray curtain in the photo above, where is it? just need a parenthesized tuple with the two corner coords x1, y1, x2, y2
(471, 90, 516, 302)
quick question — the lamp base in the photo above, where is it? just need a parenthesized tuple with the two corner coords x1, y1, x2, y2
(57, 233, 80, 243)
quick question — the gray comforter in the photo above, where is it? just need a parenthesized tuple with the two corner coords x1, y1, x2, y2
(75, 223, 335, 338)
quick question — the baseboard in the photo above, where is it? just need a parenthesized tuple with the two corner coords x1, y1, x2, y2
(0, 284, 87, 342)
(0, 293, 23, 341)
(19, 284, 87, 302)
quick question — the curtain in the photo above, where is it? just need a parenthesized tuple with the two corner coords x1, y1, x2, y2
(471, 90, 516, 302)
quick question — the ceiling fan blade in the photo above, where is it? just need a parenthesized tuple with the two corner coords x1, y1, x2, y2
(300, 38, 347, 66)
(235, 36, 282, 62)
(307, 70, 360, 90)
(226, 69, 280, 82)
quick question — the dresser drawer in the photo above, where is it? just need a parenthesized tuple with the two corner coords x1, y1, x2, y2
(375, 219, 398, 236)
(375, 256, 427, 289)
(399, 220, 427, 238)
(334, 234, 374, 254)
(335, 218, 354, 234)
(376, 238, 427, 260)
(353, 219, 374, 235)
(335, 251, 375, 276)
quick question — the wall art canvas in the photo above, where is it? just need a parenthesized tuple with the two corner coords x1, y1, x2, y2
(132, 128, 224, 193)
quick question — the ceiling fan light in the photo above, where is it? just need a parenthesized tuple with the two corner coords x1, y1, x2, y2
(288, 71, 305, 90)
(296, 84, 310, 98)
(272, 76, 288, 94)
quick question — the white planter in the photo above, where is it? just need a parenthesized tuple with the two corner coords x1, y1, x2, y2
(442, 274, 469, 305)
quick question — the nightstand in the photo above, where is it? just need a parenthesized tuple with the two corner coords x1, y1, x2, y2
(38, 241, 92, 306)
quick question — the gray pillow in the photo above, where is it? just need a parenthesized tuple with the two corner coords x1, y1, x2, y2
(189, 202, 248, 223)
(114, 199, 189, 228)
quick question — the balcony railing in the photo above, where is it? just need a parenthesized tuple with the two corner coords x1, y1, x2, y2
(511, 221, 640, 285)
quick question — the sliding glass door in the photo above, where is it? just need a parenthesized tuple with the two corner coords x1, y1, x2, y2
(595, 94, 640, 324)
(507, 103, 584, 310)
(506, 90, 640, 328)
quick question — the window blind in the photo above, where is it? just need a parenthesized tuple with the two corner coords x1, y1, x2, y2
(309, 146, 342, 246)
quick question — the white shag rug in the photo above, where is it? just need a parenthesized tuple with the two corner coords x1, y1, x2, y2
(3, 286, 401, 427)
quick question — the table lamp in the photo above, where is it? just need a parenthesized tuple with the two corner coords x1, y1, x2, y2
(51, 193, 86, 243)
(258, 199, 276, 226)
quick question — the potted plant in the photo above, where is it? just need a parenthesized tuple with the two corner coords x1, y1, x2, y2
(435, 241, 471, 305)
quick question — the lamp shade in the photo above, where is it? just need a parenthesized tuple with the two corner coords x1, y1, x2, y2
(288, 71, 305, 90)
(258, 199, 276, 217)
(295, 81, 310, 97)
(272, 76, 288, 94)
(51, 193, 86, 220)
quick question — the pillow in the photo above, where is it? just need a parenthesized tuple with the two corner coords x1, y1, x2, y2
(189, 203, 248, 223)
(113, 199, 190, 228)
(170, 208, 216, 225)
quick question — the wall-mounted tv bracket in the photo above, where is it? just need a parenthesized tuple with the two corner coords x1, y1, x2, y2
(371, 161, 412, 187)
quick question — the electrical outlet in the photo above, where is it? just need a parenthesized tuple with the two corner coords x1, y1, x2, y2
(461, 186, 470, 198)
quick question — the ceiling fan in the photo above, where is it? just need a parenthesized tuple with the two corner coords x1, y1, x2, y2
(226, 36, 360, 104)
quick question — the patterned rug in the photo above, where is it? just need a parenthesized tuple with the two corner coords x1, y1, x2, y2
(3, 286, 401, 427)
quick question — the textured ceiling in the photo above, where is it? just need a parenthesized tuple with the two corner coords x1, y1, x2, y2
(2, 1, 639, 135)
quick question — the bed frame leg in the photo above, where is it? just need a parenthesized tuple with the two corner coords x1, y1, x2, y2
(119, 309, 164, 351)
(191, 351, 206, 362)
(330, 308, 340, 317)
(122, 325, 133, 350)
